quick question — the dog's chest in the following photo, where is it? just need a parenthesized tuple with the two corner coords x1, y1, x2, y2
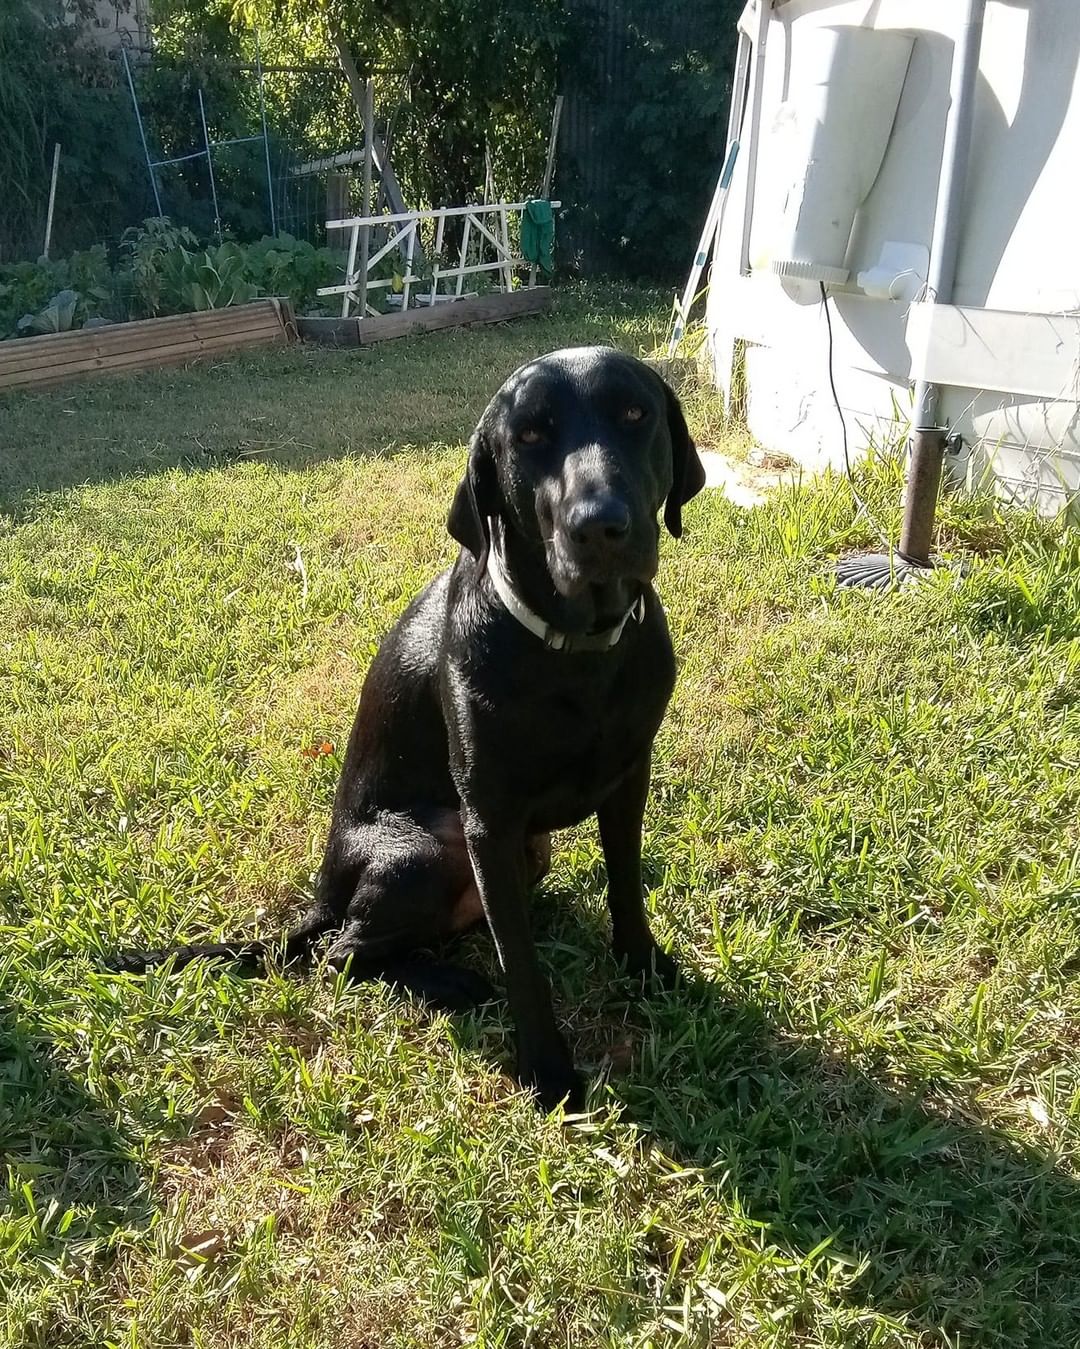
(520, 668, 670, 830)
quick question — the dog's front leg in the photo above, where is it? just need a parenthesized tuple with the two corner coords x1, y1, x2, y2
(598, 753, 679, 987)
(462, 812, 584, 1112)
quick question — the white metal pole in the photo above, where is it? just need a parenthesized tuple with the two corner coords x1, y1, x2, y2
(498, 206, 513, 292)
(359, 78, 374, 316)
(42, 143, 61, 259)
(402, 221, 416, 310)
(668, 137, 740, 355)
(726, 24, 752, 151)
(738, 0, 771, 276)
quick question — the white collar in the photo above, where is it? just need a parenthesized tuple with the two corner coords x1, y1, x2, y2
(485, 526, 645, 653)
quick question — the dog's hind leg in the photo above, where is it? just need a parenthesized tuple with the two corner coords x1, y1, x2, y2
(105, 808, 398, 978)
(322, 809, 551, 1012)
(107, 809, 549, 1007)
(320, 809, 487, 1009)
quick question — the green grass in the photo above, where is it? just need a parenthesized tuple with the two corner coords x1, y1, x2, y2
(3, 282, 1080, 1347)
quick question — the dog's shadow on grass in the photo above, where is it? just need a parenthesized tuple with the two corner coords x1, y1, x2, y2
(485, 883, 1080, 1343)
(0, 999, 149, 1270)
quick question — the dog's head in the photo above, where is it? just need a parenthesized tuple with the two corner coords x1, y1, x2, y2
(448, 347, 705, 614)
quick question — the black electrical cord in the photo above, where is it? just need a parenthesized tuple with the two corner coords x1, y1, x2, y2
(819, 281, 891, 548)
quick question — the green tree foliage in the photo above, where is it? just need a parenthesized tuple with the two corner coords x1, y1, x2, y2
(137, 2, 342, 240)
(2, 0, 743, 281)
(194, 0, 742, 280)
(156, 0, 568, 217)
(559, 0, 740, 281)
(0, 1, 148, 261)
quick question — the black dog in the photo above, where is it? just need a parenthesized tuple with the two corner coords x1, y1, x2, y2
(112, 346, 705, 1110)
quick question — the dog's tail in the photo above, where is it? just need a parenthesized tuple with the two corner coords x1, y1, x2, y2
(104, 905, 496, 1014)
(104, 904, 335, 976)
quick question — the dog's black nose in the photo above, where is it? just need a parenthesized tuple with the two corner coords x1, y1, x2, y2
(566, 498, 632, 547)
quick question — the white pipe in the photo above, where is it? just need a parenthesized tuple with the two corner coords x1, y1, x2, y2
(914, 0, 987, 430)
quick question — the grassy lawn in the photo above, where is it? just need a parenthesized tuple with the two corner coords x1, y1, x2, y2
(3, 283, 1080, 1347)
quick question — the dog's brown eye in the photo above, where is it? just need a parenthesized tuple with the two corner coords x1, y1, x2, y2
(623, 406, 645, 423)
(519, 428, 543, 445)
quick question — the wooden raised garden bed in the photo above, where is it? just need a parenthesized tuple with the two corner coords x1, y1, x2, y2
(0, 299, 296, 394)
(296, 286, 553, 347)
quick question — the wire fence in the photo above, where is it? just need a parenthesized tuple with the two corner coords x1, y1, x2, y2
(4, 48, 373, 264)
(6, 34, 562, 271)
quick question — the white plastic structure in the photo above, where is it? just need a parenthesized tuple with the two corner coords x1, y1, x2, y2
(857, 241, 929, 302)
(751, 26, 914, 283)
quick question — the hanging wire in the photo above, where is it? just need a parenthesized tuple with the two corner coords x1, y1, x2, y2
(819, 281, 891, 548)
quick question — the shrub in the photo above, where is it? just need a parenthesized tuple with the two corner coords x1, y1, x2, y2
(0, 221, 347, 338)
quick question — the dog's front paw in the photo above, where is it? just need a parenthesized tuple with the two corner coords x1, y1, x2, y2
(618, 941, 680, 992)
(517, 1040, 585, 1114)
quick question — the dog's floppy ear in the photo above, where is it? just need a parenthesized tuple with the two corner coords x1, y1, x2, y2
(660, 379, 706, 539)
(448, 426, 499, 573)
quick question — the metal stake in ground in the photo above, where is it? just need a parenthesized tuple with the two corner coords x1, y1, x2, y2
(255, 31, 277, 236)
(197, 89, 222, 241)
(121, 45, 163, 217)
(837, 0, 986, 591)
(42, 143, 61, 260)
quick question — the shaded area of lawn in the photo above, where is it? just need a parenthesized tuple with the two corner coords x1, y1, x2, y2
(525, 888, 1080, 1343)
(3, 282, 1080, 1346)
(0, 995, 150, 1339)
(0, 283, 668, 506)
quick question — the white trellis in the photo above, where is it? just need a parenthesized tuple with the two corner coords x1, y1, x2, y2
(318, 200, 560, 319)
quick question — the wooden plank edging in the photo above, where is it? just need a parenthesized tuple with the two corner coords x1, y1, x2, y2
(0, 299, 295, 393)
(0, 324, 286, 391)
(296, 287, 552, 347)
